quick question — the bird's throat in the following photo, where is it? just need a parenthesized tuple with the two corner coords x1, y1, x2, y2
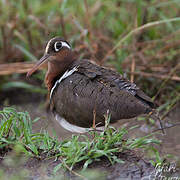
(45, 52, 77, 91)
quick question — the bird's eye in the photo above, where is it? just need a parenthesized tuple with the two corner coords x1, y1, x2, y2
(54, 42, 62, 52)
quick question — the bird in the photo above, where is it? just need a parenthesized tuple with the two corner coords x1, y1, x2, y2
(27, 37, 157, 133)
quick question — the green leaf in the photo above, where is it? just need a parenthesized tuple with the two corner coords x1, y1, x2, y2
(53, 163, 62, 174)
(83, 159, 93, 171)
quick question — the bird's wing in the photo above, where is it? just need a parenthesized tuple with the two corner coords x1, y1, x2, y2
(75, 59, 155, 109)
(75, 60, 102, 79)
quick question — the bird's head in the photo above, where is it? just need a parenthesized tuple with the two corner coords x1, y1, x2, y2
(27, 37, 72, 77)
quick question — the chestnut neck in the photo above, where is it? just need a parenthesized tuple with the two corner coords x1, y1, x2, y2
(45, 50, 77, 91)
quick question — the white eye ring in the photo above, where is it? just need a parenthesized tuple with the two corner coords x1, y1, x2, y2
(54, 41, 71, 52)
(54, 42, 62, 52)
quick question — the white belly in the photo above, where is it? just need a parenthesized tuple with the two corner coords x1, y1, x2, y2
(55, 114, 104, 133)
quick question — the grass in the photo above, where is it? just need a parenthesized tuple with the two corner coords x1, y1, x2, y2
(0, 107, 161, 177)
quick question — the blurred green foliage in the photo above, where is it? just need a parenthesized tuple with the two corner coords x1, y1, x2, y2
(1, 0, 180, 60)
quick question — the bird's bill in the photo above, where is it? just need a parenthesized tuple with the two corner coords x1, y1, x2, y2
(27, 54, 50, 77)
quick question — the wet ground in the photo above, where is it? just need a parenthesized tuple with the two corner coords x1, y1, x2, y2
(0, 89, 180, 179)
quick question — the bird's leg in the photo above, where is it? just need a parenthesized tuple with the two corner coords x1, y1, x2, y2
(88, 109, 103, 134)
(93, 109, 96, 129)
(149, 110, 165, 134)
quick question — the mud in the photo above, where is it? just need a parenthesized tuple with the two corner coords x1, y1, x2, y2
(0, 88, 180, 179)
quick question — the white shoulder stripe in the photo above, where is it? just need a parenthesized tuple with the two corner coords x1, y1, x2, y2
(50, 66, 78, 99)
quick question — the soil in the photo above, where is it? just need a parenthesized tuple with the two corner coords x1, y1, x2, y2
(0, 88, 180, 179)
(0, 150, 155, 180)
